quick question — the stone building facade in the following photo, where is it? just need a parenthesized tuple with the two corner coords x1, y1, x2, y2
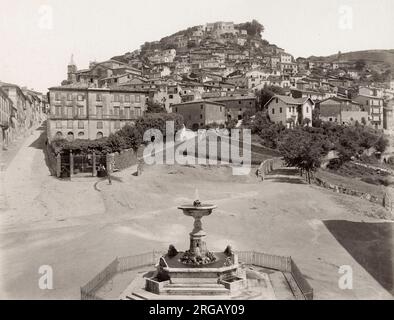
(171, 100, 226, 130)
(47, 85, 148, 141)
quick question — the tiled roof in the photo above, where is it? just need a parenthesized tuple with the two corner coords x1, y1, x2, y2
(271, 95, 310, 105)
(210, 95, 256, 102)
(172, 99, 225, 107)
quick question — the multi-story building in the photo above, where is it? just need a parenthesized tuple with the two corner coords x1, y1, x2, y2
(353, 94, 384, 129)
(67, 56, 142, 87)
(209, 96, 257, 121)
(264, 95, 314, 128)
(0, 82, 46, 147)
(0, 88, 14, 148)
(0, 82, 27, 133)
(171, 100, 226, 130)
(318, 97, 368, 125)
(383, 99, 394, 131)
(47, 84, 148, 141)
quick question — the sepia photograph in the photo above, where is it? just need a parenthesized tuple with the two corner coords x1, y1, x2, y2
(0, 0, 393, 306)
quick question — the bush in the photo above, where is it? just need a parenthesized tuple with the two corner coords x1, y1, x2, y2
(135, 113, 184, 138)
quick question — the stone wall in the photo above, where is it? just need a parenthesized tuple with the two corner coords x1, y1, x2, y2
(45, 142, 59, 176)
(257, 158, 281, 180)
(314, 177, 381, 204)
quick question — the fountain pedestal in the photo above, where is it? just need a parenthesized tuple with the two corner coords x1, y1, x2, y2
(177, 201, 217, 264)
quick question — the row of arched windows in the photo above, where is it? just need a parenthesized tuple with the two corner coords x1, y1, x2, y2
(55, 131, 103, 140)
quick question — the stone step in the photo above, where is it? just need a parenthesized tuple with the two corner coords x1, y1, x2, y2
(165, 283, 224, 288)
(126, 292, 148, 300)
(163, 287, 230, 296)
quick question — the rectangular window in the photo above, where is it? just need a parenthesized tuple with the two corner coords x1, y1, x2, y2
(200, 114, 203, 119)
(279, 107, 282, 113)
(56, 121, 62, 129)
(55, 106, 61, 116)
(114, 94, 119, 102)
(114, 107, 120, 117)
(124, 107, 130, 119)
(96, 94, 102, 102)
(136, 95, 141, 103)
(67, 106, 73, 118)
(97, 121, 103, 129)
(272, 108, 275, 114)
(96, 106, 103, 119)
(115, 120, 120, 129)
(78, 106, 84, 117)
(119, 95, 124, 103)
(135, 107, 141, 117)
(67, 93, 72, 101)
(77, 95, 84, 101)
(67, 120, 73, 129)
(130, 95, 135, 103)
(78, 121, 84, 129)
(125, 95, 130, 103)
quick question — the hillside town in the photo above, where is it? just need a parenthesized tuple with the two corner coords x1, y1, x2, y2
(1, 16, 394, 302)
(44, 20, 394, 141)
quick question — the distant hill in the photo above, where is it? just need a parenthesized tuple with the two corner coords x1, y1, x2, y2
(308, 49, 394, 72)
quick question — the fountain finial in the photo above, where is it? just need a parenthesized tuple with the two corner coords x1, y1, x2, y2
(193, 199, 202, 207)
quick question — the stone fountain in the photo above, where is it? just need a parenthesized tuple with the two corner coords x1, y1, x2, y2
(141, 198, 246, 297)
(178, 199, 217, 265)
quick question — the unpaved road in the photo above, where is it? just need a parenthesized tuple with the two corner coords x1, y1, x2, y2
(0, 125, 392, 299)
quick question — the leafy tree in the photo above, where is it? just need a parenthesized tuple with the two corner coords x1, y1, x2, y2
(258, 85, 285, 109)
(312, 107, 322, 127)
(279, 128, 327, 183)
(135, 113, 184, 139)
(146, 101, 166, 113)
(237, 20, 265, 37)
(355, 59, 366, 70)
(259, 123, 286, 149)
(243, 111, 270, 134)
(375, 135, 389, 153)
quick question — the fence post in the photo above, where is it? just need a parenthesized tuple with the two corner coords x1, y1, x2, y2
(56, 153, 61, 178)
(69, 150, 74, 179)
(92, 152, 97, 177)
(106, 153, 112, 184)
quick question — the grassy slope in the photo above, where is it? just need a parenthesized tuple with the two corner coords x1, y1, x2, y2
(309, 49, 394, 71)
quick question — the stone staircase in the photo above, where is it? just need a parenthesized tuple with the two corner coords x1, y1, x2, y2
(124, 282, 231, 300)
(161, 283, 229, 296)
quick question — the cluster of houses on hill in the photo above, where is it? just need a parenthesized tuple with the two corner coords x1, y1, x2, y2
(0, 81, 48, 150)
(46, 21, 394, 140)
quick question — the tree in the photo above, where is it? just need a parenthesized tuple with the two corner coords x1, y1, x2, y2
(258, 85, 285, 109)
(279, 128, 327, 183)
(259, 123, 286, 149)
(146, 101, 166, 113)
(312, 107, 322, 127)
(135, 113, 184, 140)
(243, 111, 270, 134)
(236, 20, 264, 37)
(355, 59, 366, 71)
(375, 135, 389, 153)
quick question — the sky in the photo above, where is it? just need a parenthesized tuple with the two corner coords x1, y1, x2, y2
(0, 0, 393, 93)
